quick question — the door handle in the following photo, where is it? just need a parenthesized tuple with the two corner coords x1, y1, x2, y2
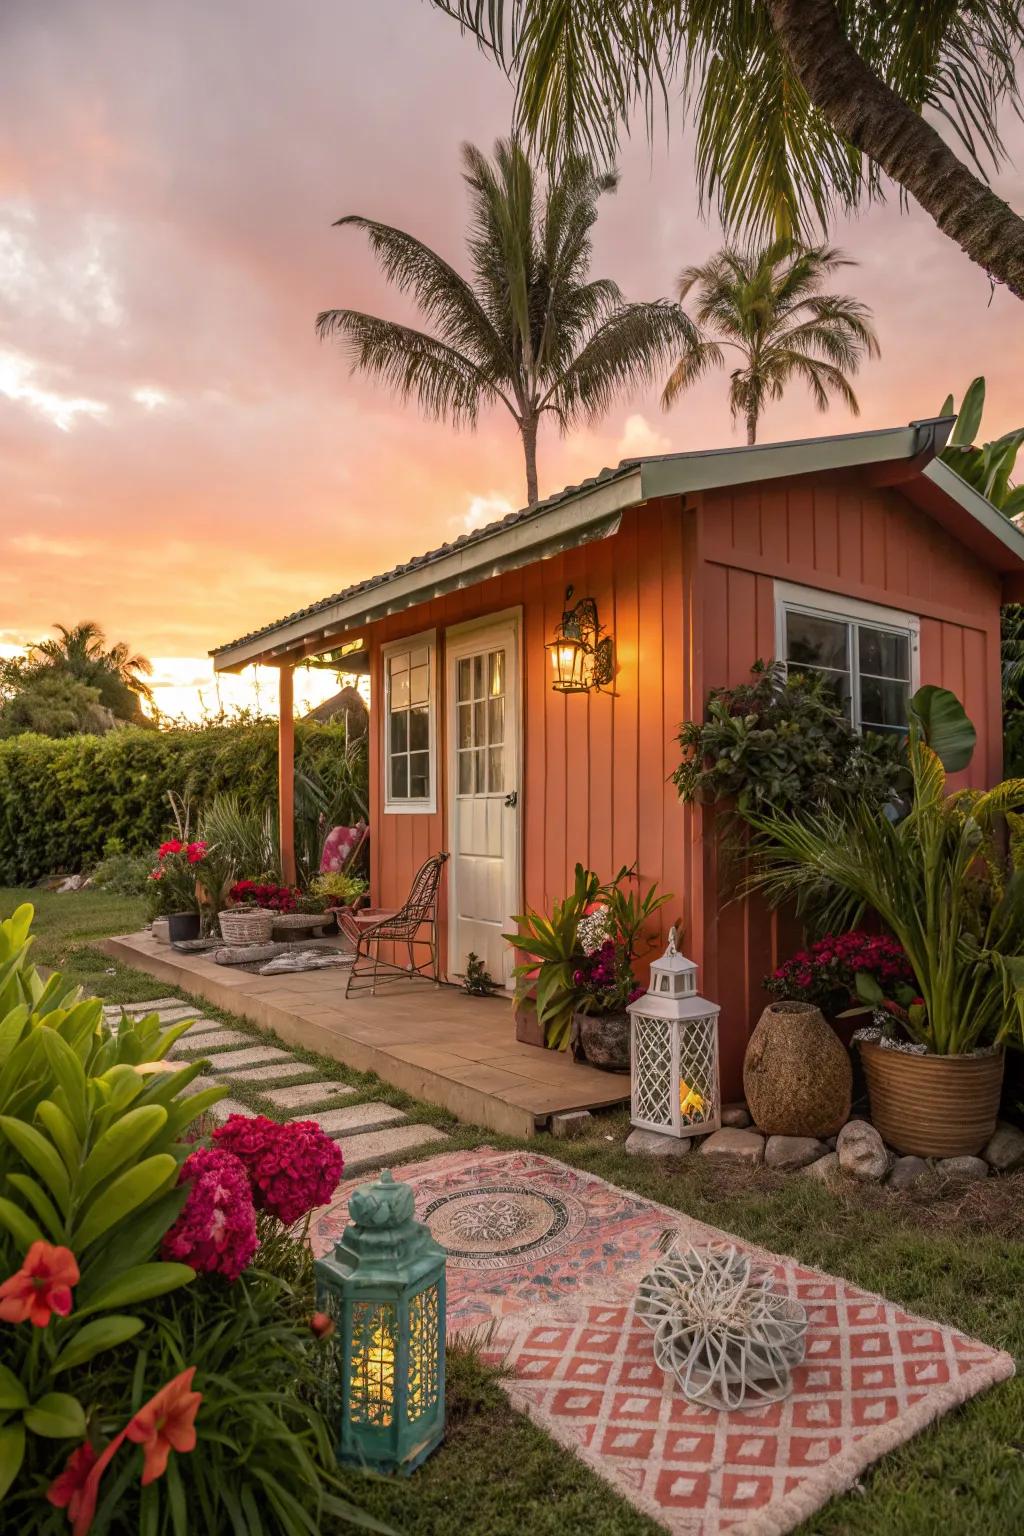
(504, 790, 518, 808)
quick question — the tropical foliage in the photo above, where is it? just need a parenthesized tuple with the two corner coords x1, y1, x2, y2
(940, 376, 1024, 516)
(662, 239, 878, 443)
(317, 137, 693, 503)
(764, 931, 915, 1020)
(431, 1, 1024, 298)
(0, 623, 154, 738)
(746, 693, 1024, 1055)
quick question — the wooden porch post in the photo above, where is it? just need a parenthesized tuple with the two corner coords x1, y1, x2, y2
(278, 664, 296, 885)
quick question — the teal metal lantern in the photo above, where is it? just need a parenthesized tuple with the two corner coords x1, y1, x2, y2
(314, 1169, 446, 1474)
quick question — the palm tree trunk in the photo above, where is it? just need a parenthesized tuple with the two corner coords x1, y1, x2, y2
(766, 0, 1024, 300)
(521, 414, 540, 505)
(746, 408, 758, 447)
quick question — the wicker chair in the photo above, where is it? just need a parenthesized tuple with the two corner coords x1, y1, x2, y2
(341, 852, 449, 997)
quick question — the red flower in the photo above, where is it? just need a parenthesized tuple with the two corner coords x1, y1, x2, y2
(125, 1367, 202, 1486)
(213, 1114, 343, 1226)
(309, 1311, 335, 1340)
(0, 1241, 79, 1327)
(47, 1434, 125, 1536)
(185, 841, 207, 864)
(157, 840, 183, 859)
(161, 1146, 258, 1281)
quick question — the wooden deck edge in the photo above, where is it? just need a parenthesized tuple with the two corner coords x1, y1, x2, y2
(100, 935, 540, 1138)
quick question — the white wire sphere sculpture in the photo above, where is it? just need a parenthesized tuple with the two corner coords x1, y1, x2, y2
(635, 1241, 807, 1411)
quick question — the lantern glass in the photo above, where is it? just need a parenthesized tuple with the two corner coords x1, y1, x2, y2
(548, 637, 588, 692)
(349, 1300, 398, 1428)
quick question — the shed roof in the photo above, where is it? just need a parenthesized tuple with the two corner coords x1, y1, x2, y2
(212, 417, 1024, 671)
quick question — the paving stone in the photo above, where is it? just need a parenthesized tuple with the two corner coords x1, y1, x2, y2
(698, 1127, 765, 1166)
(888, 1155, 930, 1190)
(801, 1152, 840, 1183)
(341, 1124, 449, 1177)
(765, 1135, 828, 1171)
(104, 997, 181, 1015)
(227, 1062, 312, 1084)
(210, 1097, 251, 1125)
(313, 1103, 408, 1139)
(177, 1017, 229, 1035)
(625, 1128, 690, 1159)
(551, 1110, 593, 1140)
(982, 1121, 1024, 1173)
(170, 1028, 254, 1055)
(937, 1155, 989, 1182)
(721, 1103, 752, 1129)
(178, 1074, 218, 1098)
(836, 1120, 889, 1182)
(262, 1082, 357, 1111)
(206, 1046, 295, 1073)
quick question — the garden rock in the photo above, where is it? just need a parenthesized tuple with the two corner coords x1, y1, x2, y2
(887, 1155, 930, 1191)
(625, 1128, 690, 1159)
(743, 1001, 851, 1137)
(836, 1119, 889, 1182)
(982, 1121, 1024, 1173)
(721, 1103, 752, 1129)
(699, 1128, 765, 1166)
(765, 1135, 828, 1171)
(58, 873, 90, 893)
(801, 1152, 840, 1182)
(937, 1155, 989, 1183)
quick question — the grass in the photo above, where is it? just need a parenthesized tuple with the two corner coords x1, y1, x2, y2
(4, 887, 1024, 1534)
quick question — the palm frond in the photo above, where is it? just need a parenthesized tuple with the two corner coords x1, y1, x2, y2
(661, 338, 727, 409)
(546, 300, 696, 423)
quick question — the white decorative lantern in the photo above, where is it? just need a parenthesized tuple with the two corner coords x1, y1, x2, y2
(627, 927, 721, 1139)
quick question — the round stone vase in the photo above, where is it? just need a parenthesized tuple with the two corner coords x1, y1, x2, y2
(571, 1009, 630, 1073)
(743, 1001, 852, 1137)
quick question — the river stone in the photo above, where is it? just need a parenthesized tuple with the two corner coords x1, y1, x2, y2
(721, 1103, 752, 1129)
(888, 1155, 930, 1190)
(836, 1119, 889, 1182)
(982, 1121, 1024, 1173)
(625, 1128, 691, 1159)
(699, 1128, 765, 1166)
(937, 1155, 989, 1182)
(765, 1134, 828, 1171)
(743, 1001, 852, 1138)
(802, 1152, 840, 1183)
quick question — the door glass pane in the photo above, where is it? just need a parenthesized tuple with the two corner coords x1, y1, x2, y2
(474, 747, 486, 794)
(859, 626, 909, 681)
(860, 676, 909, 731)
(410, 663, 429, 705)
(786, 611, 849, 671)
(488, 696, 504, 745)
(390, 709, 408, 753)
(390, 755, 408, 799)
(473, 700, 486, 745)
(457, 657, 472, 702)
(408, 752, 430, 798)
(458, 750, 473, 794)
(458, 703, 472, 748)
(409, 705, 430, 751)
(488, 650, 504, 697)
(472, 654, 484, 697)
(488, 745, 504, 793)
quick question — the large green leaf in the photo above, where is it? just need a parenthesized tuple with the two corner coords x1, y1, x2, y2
(24, 1392, 86, 1439)
(51, 1315, 144, 1373)
(78, 1103, 168, 1198)
(72, 1153, 177, 1250)
(948, 376, 985, 446)
(0, 1115, 71, 1211)
(36, 1099, 81, 1174)
(0, 1422, 25, 1502)
(76, 1262, 195, 1316)
(6, 1173, 62, 1241)
(0, 1364, 27, 1411)
(907, 685, 977, 772)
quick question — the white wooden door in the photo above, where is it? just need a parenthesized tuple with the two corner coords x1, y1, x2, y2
(446, 617, 520, 986)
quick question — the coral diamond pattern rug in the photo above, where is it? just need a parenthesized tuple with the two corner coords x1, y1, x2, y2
(312, 1149, 1013, 1536)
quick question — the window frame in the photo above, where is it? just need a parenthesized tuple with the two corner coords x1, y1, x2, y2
(774, 581, 920, 734)
(381, 629, 438, 815)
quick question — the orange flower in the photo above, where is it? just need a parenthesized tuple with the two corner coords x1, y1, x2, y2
(125, 1367, 202, 1485)
(0, 1241, 79, 1327)
(47, 1434, 126, 1536)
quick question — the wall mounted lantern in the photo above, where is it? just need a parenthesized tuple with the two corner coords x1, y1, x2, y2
(546, 586, 615, 693)
(627, 927, 721, 1139)
(314, 1169, 446, 1475)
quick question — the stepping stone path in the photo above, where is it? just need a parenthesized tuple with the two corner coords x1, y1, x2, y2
(104, 998, 448, 1176)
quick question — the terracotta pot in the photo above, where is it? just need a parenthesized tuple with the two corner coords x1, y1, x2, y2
(167, 912, 201, 943)
(744, 1000, 852, 1137)
(859, 1041, 1004, 1157)
(514, 995, 544, 1048)
(571, 1009, 630, 1073)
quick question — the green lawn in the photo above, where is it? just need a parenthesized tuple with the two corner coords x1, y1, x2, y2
(4, 887, 1024, 1535)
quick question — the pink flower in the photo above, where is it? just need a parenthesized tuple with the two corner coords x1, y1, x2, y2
(161, 1147, 258, 1281)
(214, 1115, 343, 1226)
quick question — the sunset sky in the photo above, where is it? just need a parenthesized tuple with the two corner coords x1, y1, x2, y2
(3, 1, 1024, 719)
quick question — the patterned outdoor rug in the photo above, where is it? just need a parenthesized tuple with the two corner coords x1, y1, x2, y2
(311, 1148, 1014, 1536)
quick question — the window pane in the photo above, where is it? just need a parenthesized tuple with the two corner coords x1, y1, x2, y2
(472, 654, 484, 697)
(408, 752, 430, 799)
(488, 745, 504, 793)
(488, 650, 504, 697)
(801, 664, 853, 719)
(786, 611, 849, 671)
(390, 754, 408, 799)
(390, 665, 410, 708)
(458, 702, 472, 749)
(410, 663, 429, 705)
(409, 646, 429, 668)
(390, 708, 408, 753)
(860, 676, 909, 731)
(409, 705, 430, 751)
(859, 626, 910, 681)
(458, 750, 473, 794)
(457, 657, 472, 702)
(488, 696, 504, 745)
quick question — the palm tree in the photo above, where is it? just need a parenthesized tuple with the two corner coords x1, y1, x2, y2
(31, 622, 154, 720)
(661, 240, 879, 446)
(317, 139, 694, 505)
(431, 3, 1024, 300)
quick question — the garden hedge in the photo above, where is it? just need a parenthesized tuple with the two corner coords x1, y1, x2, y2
(0, 721, 359, 884)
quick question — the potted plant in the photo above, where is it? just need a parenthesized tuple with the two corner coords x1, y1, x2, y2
(506, 865, 599, 1051)
(310, 870, 369, 922)
(147, 839, 207, 942)
(764, 930, 916, 1047)
(749, 686, 1024, 1157)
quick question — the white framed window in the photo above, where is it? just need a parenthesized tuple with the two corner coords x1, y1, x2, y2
(775, 582, 920, 736)
(382, 630, 437, 813)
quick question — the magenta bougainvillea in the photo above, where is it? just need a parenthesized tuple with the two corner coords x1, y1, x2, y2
(162, 1147, 258, 1281)
(213, 1115, 344, 1227)
(764, 931, 915, 1018)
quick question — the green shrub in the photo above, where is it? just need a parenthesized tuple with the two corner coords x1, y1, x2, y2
(0, 722, 367, 885)
(91, 849, 153, 896)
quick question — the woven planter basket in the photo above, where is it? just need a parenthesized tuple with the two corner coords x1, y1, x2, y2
(218, 908, 273, 945)
(270, 912, 330, 936)
(859, 1040, 1004, 1158)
